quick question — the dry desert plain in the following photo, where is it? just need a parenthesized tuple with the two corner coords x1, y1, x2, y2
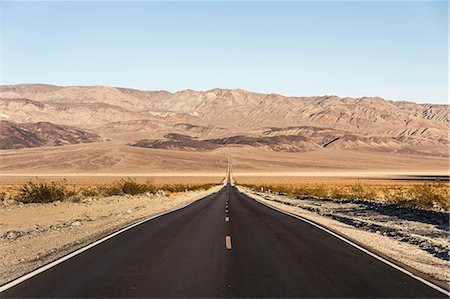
(0, 139, 448, 175)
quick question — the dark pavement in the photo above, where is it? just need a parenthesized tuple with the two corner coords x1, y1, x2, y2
(1, 183, 447, 298)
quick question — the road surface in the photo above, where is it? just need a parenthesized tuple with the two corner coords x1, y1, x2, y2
(1, 183, 447, 298)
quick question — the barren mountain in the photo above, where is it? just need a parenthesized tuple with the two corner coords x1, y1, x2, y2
(0, 120, 101, 149)
(0, 84, 448, 156)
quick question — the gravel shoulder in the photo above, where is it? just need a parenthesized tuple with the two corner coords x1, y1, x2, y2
(238, 186, 450, 287)
(0, 185, 222, 285)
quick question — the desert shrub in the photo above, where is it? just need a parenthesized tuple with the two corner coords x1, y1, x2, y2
(243, 181, 449, 211)
(382, 187, 407, 205)
(80, 186, 101, 197)
(348, 183, 377, 200)
(97, 179, 216, 197)
(121, 179, 151, 195)
(407, 182, 449, 210)
(162, 183, 216, 193)
(162, 184, 187, 193)
(18, 181, 68, 203)
(101, 184, 123, 197)
(101, 178, 156, 196)
(191, 183, 217, 191)
(3, 178, 218, 203)
(304, 184, 328, 198)
(329, 186, 350, 199)
(249, 183, 324, 199)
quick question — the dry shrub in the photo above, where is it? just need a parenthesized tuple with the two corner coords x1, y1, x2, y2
(100, 179, 217, 197)
(101, 178, 156, 196)
(12, 178, 218, 204)
(382, 187, 407, 205)
(100, 180, 216, 196)
(329, 186, 350, 199)
(18, 181, 72, 203)
(292, 184, 328, 198)
(407, 182, 449, 210)
(80, 186, 101, 197)
(243, 181, 449, 211)
(162, 183, 213, 193)
(348, 183, 377, 200)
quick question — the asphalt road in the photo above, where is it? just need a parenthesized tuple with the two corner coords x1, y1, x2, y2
(2, 183, 447, 298)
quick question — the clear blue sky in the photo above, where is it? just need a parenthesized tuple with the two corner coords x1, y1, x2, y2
(1, 1, 448, 104)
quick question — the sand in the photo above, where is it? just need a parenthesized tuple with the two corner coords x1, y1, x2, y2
(0, 142, 448, 175)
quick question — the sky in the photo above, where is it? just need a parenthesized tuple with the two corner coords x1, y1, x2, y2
(0, 1, 448, 104)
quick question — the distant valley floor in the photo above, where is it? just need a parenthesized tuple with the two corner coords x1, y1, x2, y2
(0, 141, 448, 176)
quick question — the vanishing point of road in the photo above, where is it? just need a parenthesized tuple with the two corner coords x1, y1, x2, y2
(1, 181, 447, 298)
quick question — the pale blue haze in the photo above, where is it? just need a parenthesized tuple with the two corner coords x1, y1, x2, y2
(1, 1, 448, 103)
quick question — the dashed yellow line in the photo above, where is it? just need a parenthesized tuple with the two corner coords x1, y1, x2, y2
(225, 236, 232, 249)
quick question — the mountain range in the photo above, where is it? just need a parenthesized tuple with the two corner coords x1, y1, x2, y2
(0, 84, 448, 157)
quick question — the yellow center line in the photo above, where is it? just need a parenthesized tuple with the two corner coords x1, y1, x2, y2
(225, 236, 232, 249)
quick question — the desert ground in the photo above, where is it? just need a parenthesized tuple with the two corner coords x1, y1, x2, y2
(0, 141, 448, 175)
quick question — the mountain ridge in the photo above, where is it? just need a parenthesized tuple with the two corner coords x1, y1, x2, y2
(0, 120, 101, 149)
(0, 84, 448, 156)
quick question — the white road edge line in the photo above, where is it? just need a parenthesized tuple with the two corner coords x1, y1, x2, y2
(0, 186, 222, 293)
(238, 186, 450, 297)
(225, 216, 230, 222)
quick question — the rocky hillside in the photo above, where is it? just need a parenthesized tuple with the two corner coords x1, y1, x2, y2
(0, 120, 101, 149)
(0, 84, 448, 155)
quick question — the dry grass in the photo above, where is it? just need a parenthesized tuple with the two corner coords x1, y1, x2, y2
(0, 175, 224, 186)
(238, 178, 449, 211)
(1, 177, 221, 204)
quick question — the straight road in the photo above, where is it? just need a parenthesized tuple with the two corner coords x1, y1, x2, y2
(1, 183, 447, 298)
